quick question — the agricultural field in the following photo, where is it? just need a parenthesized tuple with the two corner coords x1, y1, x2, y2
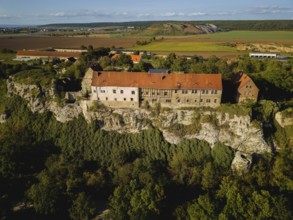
(0, 36, 145, 51)
(129, 31, 293, 57)
(0, 31, 292, 58)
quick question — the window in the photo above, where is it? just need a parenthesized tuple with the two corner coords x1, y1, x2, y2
(177, 99, 180, 103)
(113, 89, 116, 94)
(200, 99, 203, 102)
(186, 99, 189, 103)
(101, 90, 105, 93)
(152, 92, 155, 96)
(124, 98, 126, 101)
(93, 90, 96, 93)
(195, 100, 197, 102)
(174, 90, 178, 93)
(131, 91, 135, 95)
(182, 90, 188, 94)
(164, 92, 168, 96)
(206, 99, 211, 103)
(166, 99, 171, 103)
(152, 99, 157, 102)
(214, 90, 218, 94)
(157, 92, 160, 95)
(114, 98, 117, 101)
(192, 90, 197, 94)
(120, 90, 124, 94)
(214, 99, 217, 103)
(130, 98, 133, 101)
(146, 91, 149, 95)
(106, 97, 108, 101)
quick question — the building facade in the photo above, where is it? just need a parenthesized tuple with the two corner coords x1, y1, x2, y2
(249, 52, 277, 59)
(91, 71, 222, 108)
(235, 72, 259, 103)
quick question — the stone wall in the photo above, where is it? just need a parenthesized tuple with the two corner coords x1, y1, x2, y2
(237, 81, 258, 103)
(81, 68, 94, 95)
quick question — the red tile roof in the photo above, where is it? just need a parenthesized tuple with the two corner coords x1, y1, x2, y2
(16, 50, 81, 58)
(92, 71, 222, 90)
(111, 54, 142, 63)
(236, 73, 256, 89)
(130, 54, 142, 63)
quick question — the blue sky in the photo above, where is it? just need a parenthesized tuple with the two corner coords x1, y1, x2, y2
(0, 0, 292, 25)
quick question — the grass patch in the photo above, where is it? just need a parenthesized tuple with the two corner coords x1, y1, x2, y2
(0, 80, 8, 114)
(130, 42, 236, 52)
(168, 122, 201, 138)
(193, 31, 293, 40)
(216, 103, 252, 117)
(13, 69, 55, 87)
(0, 52, 15, 61)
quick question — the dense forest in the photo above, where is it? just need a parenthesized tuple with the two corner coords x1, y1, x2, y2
(41, 20, 293, 31)
(0, 49, 293, 219)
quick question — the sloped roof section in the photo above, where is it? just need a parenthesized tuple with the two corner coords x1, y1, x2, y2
(235, 72, 258, 90)
(92, 71, 222, 90)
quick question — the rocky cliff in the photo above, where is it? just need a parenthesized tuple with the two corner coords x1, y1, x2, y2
(6, 78, 271, 172)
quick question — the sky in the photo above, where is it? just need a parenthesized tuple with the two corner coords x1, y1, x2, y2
(0, 0, 292, 25)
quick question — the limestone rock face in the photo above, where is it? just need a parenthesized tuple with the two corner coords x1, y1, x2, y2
(7, 79, 47, 113)
(275, 109, 293, 128)
(6, 78, 271, 156)
(0, 114, 7, 123)
(231, 151, 253, 173)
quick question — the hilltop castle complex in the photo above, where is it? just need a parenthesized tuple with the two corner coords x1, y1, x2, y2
(84, 69, 223, 109)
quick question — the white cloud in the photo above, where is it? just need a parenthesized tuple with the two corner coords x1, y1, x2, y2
(250, 5, 293, 14)
(161, 12, 176, 17)
(0, 14, 9, 18)
(188, 12, 206, 16)
(159, 11, 206, 17)
(136, 13, 150, 18)
(49, 10, 111, 18)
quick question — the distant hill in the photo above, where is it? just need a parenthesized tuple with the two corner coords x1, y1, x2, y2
(40, 20, 293, 31)
(138, 23, 220, 35)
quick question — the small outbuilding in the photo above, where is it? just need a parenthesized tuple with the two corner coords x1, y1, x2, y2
(234, 72, 259, 103)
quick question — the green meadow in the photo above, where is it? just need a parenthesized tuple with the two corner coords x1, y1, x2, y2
(191, 31, 293, 40)
(129, 31, 293, 55)
(131, 41, 236, 52)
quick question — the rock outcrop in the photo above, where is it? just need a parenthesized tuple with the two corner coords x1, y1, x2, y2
(231, 151, 253, 173)
(275, 108, 293, 128)
(6, 78, 271, 160)
(0, 114, 7, 123)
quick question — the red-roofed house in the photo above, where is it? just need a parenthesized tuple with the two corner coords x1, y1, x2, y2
(111, 54, 142, 64)
(235, 72, 259, 103)
(91, 71, 222, 108)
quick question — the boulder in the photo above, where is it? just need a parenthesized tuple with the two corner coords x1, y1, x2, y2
(231, 151, 253, 173)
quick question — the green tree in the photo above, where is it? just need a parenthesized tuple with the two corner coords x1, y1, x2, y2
(27, 171, 65, 215)
(187, 194, 218, 220)
(69, 192, 96, 220)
